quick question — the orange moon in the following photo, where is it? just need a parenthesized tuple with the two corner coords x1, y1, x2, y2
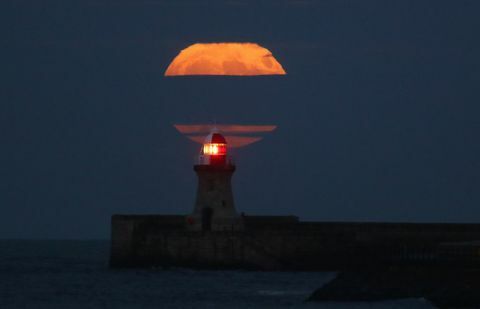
(165, 43, 286, 76)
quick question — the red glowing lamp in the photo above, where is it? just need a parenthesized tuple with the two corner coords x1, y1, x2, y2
(203, 143, 226, 156)
(201, 132, 228, 165)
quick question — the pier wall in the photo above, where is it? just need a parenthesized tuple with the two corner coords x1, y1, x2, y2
(110, 215, 480, 270)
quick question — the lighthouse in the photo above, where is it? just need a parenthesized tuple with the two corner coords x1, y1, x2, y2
(173, 124, 277, 231)
(188, 131, 243, 231)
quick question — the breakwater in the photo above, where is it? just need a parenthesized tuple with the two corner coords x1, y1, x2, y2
(110, 215, 480, 270)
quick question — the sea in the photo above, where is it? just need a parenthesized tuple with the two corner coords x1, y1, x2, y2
(0, 240, 435, 309)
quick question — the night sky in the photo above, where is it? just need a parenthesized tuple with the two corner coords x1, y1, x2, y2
(1, 0, 479, 239)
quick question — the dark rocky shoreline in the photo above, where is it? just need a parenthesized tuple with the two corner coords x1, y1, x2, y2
(307, 267, 480, 308)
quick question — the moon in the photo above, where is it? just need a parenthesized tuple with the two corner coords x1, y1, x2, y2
(165, 43, 286, 76)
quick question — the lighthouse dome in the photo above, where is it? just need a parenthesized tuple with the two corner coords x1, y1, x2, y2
(204, 132, 227, 144)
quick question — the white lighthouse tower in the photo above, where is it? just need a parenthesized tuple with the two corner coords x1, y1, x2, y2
(188, 131, 243, 231)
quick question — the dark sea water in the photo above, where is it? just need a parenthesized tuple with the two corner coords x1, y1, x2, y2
(0, 240, 434, 308)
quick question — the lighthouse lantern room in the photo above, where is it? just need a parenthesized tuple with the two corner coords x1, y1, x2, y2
(198, 132, 228, 166)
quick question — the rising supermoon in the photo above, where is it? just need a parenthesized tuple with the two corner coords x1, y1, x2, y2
(165, 43, 286, 76)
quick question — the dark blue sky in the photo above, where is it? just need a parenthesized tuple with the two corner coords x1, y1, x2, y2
(1, 0, 479, 239)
